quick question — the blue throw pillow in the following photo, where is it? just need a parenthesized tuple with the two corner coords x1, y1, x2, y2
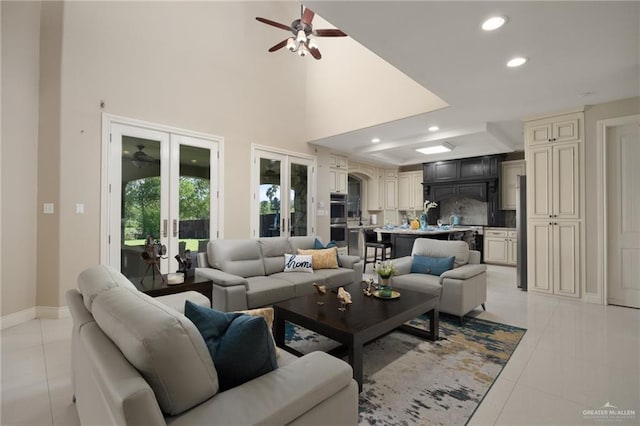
(314, 238, 343, 267)
(411, 255, 456, 276)
(184, 301, 278, 391)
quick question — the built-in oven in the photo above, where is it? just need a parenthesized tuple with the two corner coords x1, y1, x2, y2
(330, 193, 347, 224)
(330, 223, 348, 247)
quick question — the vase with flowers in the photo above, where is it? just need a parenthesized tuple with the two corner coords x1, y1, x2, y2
(374, 260, 396, 297)
(420, 200, 438, 229)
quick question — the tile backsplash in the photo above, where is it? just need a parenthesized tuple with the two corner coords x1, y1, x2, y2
(438, 197, 488, 225)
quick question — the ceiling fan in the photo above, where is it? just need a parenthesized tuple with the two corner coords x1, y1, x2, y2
(129, 145, 158, 168)
(256, 5, 347, 60)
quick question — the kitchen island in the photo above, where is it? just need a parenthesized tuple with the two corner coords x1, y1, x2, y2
(375, 226, 477, 258)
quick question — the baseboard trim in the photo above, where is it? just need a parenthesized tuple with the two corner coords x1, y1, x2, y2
(36, 305, 70, 319)
(1, 305, 70, 329)
(1, 307, 36, 330)
(583, 293, 603, 305)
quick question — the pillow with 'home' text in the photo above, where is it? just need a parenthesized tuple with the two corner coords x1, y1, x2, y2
(411, 255, 455, 276)
(284, 254, 314, 273)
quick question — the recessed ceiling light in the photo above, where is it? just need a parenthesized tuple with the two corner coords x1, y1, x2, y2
(428, 126, 439, 132)
(191, 159, 197, 163)
(507, 57, 527, 68)
(371, 138, 381, 143)
(416, 142, 454, 155)
(123, 150, 130, 155)
(482, 16, 506, 31)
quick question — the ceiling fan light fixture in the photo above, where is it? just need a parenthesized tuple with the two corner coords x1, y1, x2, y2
(296, 29, 307, 45)
(298, 45, 308, 56)
(308, 38, 318, 50)
(482, 16, 506, 31)
(286, 37, 296, 51)
(416, 142, 454, 155)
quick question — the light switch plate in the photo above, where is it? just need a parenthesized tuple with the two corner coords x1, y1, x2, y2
(43, 203, 54, 214)
(76, 203, 85, 214)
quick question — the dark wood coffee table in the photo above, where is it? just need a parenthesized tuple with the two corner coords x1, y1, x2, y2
(273, 282, 439, 392)
(133, 274, 213, 305)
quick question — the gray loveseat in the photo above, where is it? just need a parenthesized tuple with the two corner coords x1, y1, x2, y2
(391, 238, 487, 321)
(196, 236, 364, 312)
(67, 264, 359, 425)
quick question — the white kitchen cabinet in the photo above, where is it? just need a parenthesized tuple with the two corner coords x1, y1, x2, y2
(527, 220, 580, 297)
(367, 177, 383, 211)
(525, 112, 581, 147)
(329, 154, 348, 193)
(500, 160, 525, 210)
(383, 170, 398, 210)
(398, 171, 424, 211)
(525, 110, 583, 299)
(484, 229, 517, 265)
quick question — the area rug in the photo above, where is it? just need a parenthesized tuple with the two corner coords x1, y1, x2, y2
(285, 315, 526, 426)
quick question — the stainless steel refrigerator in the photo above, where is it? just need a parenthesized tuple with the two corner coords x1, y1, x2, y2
(516, 175, 527, 290)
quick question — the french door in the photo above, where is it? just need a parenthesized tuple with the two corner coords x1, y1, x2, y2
(251, 147, 315, 238)
(104, 117, 221, 283)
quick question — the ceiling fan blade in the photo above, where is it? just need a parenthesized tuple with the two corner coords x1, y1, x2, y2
(309, 47, 322, 60)
(314, 29, 347, 37)
(255, 17, 293, 32)
(301, 8, 315, 26)
(268, 39, 289, 52)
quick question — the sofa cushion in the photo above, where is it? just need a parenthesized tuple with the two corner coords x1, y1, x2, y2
(311, 268, 354, 288)
(289, 236, 317, 253)
(234, 307, 279, 357)
(391, 273, 443, 297)
(271, 271, 320, 297)
(259, 237, 292, 275)
(411, 255, 455, 276)
(284, 254, 314, 273)
(411, 239, 470, 268)
(208, 239, 265, 278)
(297, 248, 339, 270)
(91, 288, 218, 416)
(77, 264, 137, 312)
(313, 238, 343, 267)
(184, 302, 278, 391)
(246, 276, 295, 308)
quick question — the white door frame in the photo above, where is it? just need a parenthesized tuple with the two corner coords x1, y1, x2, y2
(595, 114, 640, 305)
(100, 113, 225, 266)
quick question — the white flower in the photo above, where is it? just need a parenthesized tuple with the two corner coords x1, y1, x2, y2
(423, 199, 438, 213)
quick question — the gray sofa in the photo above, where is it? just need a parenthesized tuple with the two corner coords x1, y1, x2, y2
(391, 238, 487, 321)
(196, 236, 363, 312)
(67, 264, 359, 425)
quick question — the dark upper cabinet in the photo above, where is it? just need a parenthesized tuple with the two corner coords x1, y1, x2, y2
(458, 183, 486, 201)
(431, 185, 458, 201)
(423, 155, 501, 184)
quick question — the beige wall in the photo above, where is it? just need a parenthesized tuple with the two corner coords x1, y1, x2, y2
(1, 1, 42, 315)
(584, 96, 640, 296)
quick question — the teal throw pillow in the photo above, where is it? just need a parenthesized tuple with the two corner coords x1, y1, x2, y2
(184, 301, 278, 391)
(314, 238, 343, 267)
(411, 255, 455, 276)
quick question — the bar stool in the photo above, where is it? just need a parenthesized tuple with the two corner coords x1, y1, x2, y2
(363, 229, 392, 273)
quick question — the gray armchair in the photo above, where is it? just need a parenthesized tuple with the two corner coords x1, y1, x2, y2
(390, 238, 487, 322)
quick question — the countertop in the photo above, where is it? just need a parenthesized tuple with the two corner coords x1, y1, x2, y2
(484, 227, 516, 231)
(347, 224, 378, 229)
(374, 226, 477, 235)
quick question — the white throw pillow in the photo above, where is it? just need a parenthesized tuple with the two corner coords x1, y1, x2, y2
(284, 254, 314, 273)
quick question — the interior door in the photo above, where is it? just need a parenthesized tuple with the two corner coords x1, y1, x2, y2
(607, 121, 640, 308)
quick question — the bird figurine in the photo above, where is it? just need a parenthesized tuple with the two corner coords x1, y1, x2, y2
(313, 283, 327, 305)
(337, 287, 352, 305)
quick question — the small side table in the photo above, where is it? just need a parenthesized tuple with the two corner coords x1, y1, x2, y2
(134, 274, 213, 305)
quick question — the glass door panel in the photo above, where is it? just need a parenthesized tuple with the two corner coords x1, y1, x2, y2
(259, 157, 283, 237)
(178, 144, 211, 257)
(290, 161, 311, 236)
(114, 130, 169, 284)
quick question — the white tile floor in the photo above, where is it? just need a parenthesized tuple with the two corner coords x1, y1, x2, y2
(1, 265, 638, 425)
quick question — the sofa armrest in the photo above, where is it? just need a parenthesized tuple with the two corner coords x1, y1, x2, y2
(166, 351, 358, 426)
(468, 250, 481, 264)
(338, 254, 361, 270)
(440, 263, 486, 282)
(195, 267, 248, 289)
(391, 256, 413, 275)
